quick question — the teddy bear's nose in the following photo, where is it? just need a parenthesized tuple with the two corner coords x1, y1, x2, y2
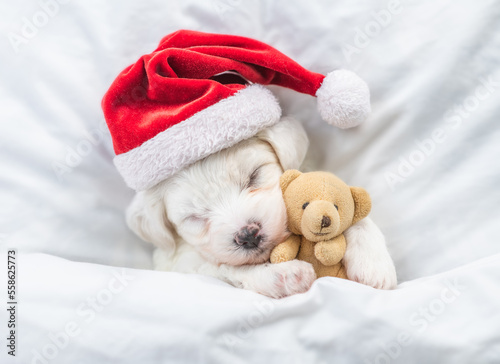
(321, 216, 331, 228)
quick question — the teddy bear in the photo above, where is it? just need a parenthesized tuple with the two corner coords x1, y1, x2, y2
(270, 170, 372, 279)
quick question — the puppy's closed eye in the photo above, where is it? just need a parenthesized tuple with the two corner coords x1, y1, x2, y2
(182, 214, 210, 235)
(245, 166, 262, 190)
(183, 214, 208, 225)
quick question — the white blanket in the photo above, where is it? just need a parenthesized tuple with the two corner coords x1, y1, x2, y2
(1, 0, 500, 363)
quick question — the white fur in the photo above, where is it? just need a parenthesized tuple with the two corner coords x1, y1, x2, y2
(316, 70, 371, 129)
(344, 218, 397, 289)
(115, 84, 282, 191)
(154, 247, 316, 299)
(127, 117, 396, 298)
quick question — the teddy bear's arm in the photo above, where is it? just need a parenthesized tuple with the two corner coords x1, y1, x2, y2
(314, 234, 347, 266)
(270, 235, 301, 263)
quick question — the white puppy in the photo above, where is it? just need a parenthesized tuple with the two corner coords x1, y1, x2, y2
(127, 117, 397, 298)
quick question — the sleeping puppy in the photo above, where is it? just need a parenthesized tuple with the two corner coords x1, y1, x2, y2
(126, 117, 397, 298)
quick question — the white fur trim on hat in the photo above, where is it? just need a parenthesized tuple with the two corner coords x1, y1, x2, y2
(114, 85, 282, 191)
(316, 70, 371, 129)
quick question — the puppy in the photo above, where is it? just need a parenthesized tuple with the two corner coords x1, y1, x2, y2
(127, 117, 397, 298)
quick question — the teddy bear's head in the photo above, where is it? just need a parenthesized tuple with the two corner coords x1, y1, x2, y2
(280, 170, 371, 242)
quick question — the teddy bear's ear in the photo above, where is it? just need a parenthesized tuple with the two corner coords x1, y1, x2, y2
(350, 186, 372, 224)
(280, 169, 302, 192)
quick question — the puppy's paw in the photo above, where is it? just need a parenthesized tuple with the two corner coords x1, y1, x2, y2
(343, 218, 397, 290)
(345, 256, 397, 290)
(263, 260, 316, 299)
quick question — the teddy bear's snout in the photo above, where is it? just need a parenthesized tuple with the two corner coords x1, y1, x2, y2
(301, 201, 340, 241)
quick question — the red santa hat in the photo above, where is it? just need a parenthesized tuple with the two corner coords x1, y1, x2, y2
(102, 30, 370, 191)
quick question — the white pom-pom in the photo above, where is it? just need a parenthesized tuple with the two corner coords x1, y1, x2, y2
(316, 70, 371, 129)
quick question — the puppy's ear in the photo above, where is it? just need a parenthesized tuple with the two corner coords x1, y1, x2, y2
(280, 169, 302, 193)
(350, 187, 372, 224)
(257, 117, 309, 171)
(126, 188, 177, 254)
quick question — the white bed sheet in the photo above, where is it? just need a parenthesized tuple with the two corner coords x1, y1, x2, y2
(4, 253, 500, 364)
(1, 0, 500, 363)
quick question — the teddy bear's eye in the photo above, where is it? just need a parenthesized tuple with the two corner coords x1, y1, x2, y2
(334, 205, 338, 210)
(302, 202, 309, 210)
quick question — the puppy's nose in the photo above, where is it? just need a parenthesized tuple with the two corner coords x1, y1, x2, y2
(321, 216, 331, 228)
(235, 224, 263, 249)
